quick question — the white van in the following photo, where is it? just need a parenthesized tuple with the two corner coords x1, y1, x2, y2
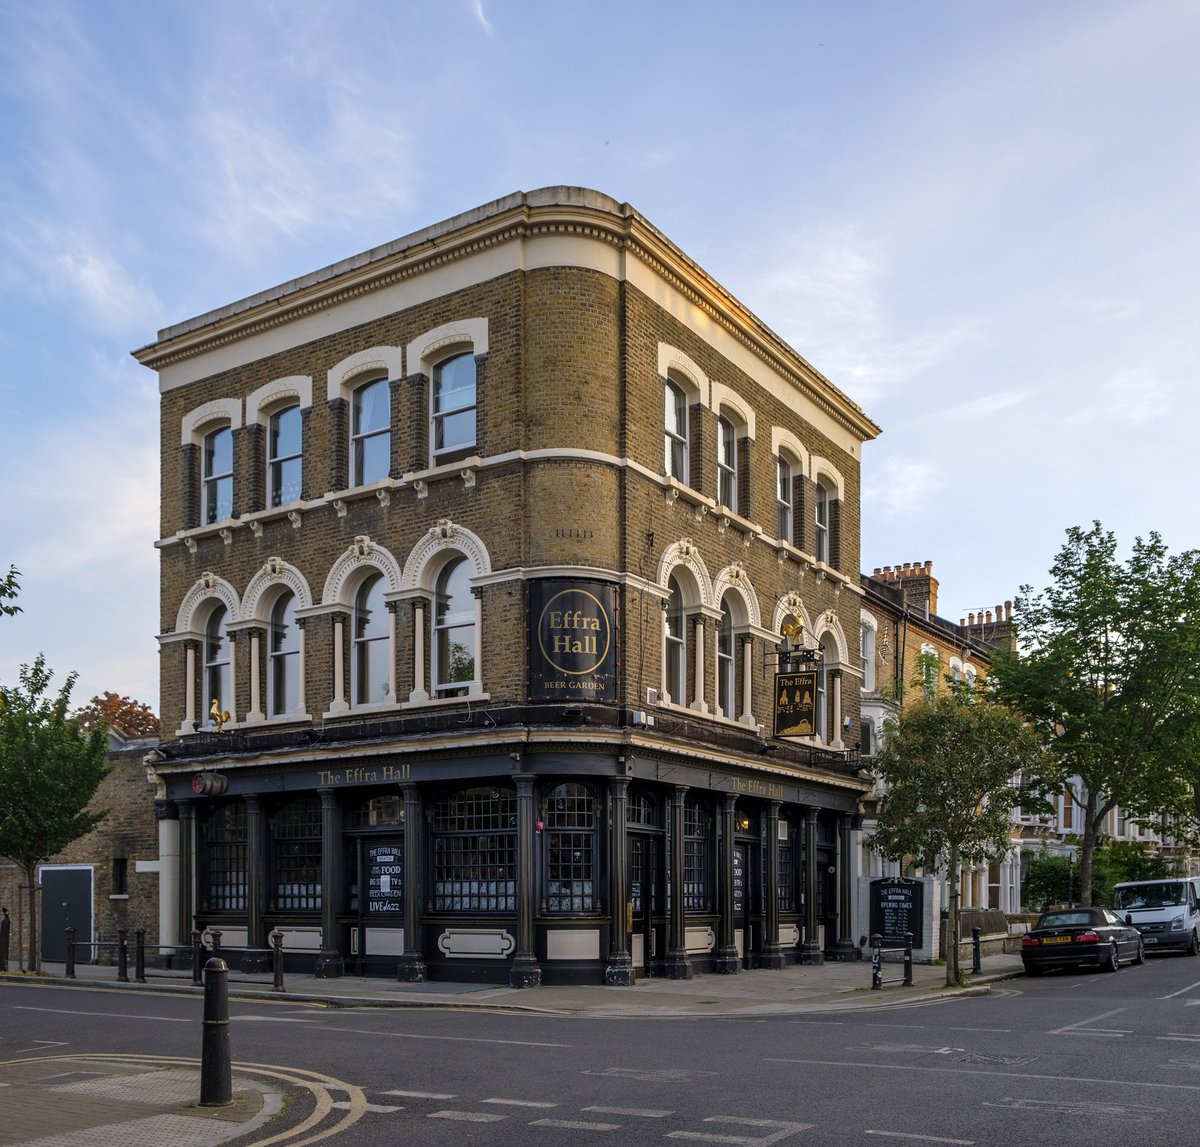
(1113, 877, 1200, 955)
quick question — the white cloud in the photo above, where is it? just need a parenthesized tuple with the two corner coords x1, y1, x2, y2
(469, 0, 493, 34)
(861, 456, 945, 518)
(1071, 368, 1172, 428)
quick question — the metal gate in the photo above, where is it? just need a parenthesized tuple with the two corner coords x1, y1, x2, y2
(40, 866, 94, 964)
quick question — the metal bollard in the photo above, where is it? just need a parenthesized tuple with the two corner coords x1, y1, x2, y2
(210, 929, 222, 955)
(870, 933, 882, 990)
(191, 929, 203, 986)
(903, 932, 914, 986)
(135, 928, 147, 983)
(117, 928, 129, 982)
(271, 930, 285, 993)
(199, 957, 232, 1107)
(971, 926, 982, 974)
(65, 927, 77, 979)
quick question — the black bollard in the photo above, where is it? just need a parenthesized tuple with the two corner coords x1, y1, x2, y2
(117, 928, 129, 982)
(210, 929, 222, 955)
(271, 930, 285, 993)
(199, 957, 232, 1106)
(903, 932, 914, 986)
(65, 927, 77, 979)
(191, 929, 203, 986)
(870, 933, 882, 990)
(135, 928, 146, 983)
(971, 926, 982, 974)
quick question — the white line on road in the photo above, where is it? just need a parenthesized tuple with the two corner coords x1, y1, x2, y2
(1158, 1034, 1200, 1043)
(583, 1106, 673, 1118)
(482, 1097, 559, 1108)
(1049, 1008, 1130, 1036)
(532, 1118, 622, 1131)
(429, 1110, 507, 1122)
(381, 1089, 456, 1099)
(14, 1006, 189, 1023)
(666, 1115, 814, 1143)
(323, 1025, 569, 1047)
(332, 1100, 403, 1113)
(948, 1028, 1011, 1033)
(1158, 980, 1200, 999)
(865, 1133, 974, 1144)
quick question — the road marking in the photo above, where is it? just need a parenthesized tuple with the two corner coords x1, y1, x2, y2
(234, 1015, 317, 1023)
(430, 1110, 508, 1122)
(1163, 1059, 1200, 1070)
(1158, 1034, 1200, 1043)
(948, 1027, 1011, 1033)
(1049, 1008, 1130, 1036)
(1157, 979, 1200, 999)
(9, 1040, 69, 1055)
(332, 1100, 403, 1113)
(865, 1133, 974, 1144)
(14, 1006, 191, 1023)
(766, 1056, 1200, 1093)
(787, 1021, 844, 1026)
(584, 1067, 719, 1083)
(532, 1118, 622, 1131)
(583, 1106, 673, 1117)
(323, 1025, 569, 1047)
(381, 1089, 456, 1099)
(851, 1044, 963, 1054)
(983, 1097, 1161, 1121)
(666, 1115, 813, 1143)
(482, 1097, 559, 1108)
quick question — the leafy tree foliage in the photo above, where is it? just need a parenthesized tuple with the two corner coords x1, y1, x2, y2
(1022, 842, 1181, 913)
(75, 692, 160, 738)
(0, 655, 110, 971)
(869, 686, 1053, 986)
(0, 564, 19, 619)
(988, 523, 1200, 906)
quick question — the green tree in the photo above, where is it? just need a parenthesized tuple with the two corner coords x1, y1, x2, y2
(0, 564, 19, 619)
(869, 686, 1053, 986)
(0, 655, 110, 971)
(988, 524, 1200, 907)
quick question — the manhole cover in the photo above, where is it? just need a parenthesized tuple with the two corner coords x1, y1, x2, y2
(956, 1054, 1036, 1066)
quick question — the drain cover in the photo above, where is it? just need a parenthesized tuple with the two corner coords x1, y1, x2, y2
(956, 1054, 1037, 1066)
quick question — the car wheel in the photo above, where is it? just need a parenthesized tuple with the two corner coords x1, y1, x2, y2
(1133, 939, 1146, 966)
(1188, 931, 1200, 957)
(1101, 941, 1119, 972)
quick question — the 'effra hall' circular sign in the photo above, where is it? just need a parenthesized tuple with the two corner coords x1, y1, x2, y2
(527, 580, 620, 702)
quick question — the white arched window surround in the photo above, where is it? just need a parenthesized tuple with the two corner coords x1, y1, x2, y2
(241, 559, 314, 722)
(182, 399, 242, 529)
(658, 345, 707, 486)
(327, 347, 403, 491)
(247, 376, 312, 511)
(408, 319, 488, 467)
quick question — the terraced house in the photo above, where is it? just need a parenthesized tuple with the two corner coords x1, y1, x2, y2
(135, 187, 881, 986)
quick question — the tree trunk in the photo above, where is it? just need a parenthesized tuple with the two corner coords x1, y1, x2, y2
(24, 862, 40, 974)
(1080, 791, 1099, 907)
(946, 842, 960, 988)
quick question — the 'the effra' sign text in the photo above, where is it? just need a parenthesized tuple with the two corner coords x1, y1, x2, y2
(774, 670, 817, 737)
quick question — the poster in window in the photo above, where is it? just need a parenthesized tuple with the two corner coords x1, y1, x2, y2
(367, 845, 404, 914)
(527, 579, 620, 703)
(774, 670, 817, 737)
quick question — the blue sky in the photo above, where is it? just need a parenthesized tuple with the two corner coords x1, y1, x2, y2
(1, 0, 1197, 712)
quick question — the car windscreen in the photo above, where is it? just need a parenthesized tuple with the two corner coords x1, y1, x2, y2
(1113, 882, 1185, 910)
(1037, 912, 1093, 928)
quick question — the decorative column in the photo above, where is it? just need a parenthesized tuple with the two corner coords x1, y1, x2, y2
(387, 601, 398, 703)
(801, 807, 823, 965)
(690, 618, 708, 713)
(177, 801, 196, 950)
(330, 613, 349, 713)
(296, 618, 307, 714)
(398, 783, 427, 983)
(761, 801, 785, 968)
(739, 636, 755, 724)
(315, 788, 344, 977)
(178, 643, 197, 735)
(835, 812, 858, 960)
(663, 786, 693, 979)
(831, 668, 843, 749)
(604, 776, 635, 986)
(509, 774, 542, 988)
(155, 800, 180, 960)
(247, 630, 264, 722)
(714, 793, 739, 973)
(228, 632, 239, 720)
(409, 600, 429, 702)
(241, 794, 271, 971)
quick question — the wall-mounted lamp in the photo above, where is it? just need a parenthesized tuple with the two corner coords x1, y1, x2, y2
(737, 812, 751, 832)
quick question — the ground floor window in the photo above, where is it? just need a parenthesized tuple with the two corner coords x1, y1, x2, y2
(432, 786, 516, 911)
(545, 782, 596, 912)
(273, 797, 322, 910)
(203, 802, 247, 911)
(683, 799, 709, 911)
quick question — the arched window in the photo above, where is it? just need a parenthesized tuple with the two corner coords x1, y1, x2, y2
(351, 377, 390, 486)
(353, 573, 390, 705)
(717, 598, 735, 718)
(203, 426, 233, 524)
(431, 786, 517, 911)
(717, 414, 737, 510)
(814, 479, 830, 563)
(434, 557, 475, 697)
(269, 592, 300, 717)
(664, 379, 689, 480)
(203, 606, 231, 723)
(683, 799, 709, 911)
(203, 802, 247, 912)
(664, 575, 687, 705)
(545, 783, 597, 912)
(432, 351, 477, 460)
(268, 404, 302, 507)
(860, 620, 877, 692)
(273, 797, 322, 910)
(776, 454, 793, 542)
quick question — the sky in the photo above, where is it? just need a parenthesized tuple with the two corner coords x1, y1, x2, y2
(1, 0, 1197, 714)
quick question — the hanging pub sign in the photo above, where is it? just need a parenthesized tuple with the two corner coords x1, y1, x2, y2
(774, 670, 817, 737)
(527, 579, 620, 702)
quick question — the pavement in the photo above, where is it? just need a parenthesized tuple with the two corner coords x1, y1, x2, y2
(0, 950, 1026, 1146)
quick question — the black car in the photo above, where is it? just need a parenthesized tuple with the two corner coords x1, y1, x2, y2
(1021, 907, 1145, 975)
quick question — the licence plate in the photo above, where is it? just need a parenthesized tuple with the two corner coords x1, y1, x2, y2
(1144, 937, 1157, 944)
(1042, 936, 1071, 943)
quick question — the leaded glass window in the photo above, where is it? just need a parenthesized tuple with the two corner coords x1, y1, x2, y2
(432, 787, 516, 911)
(204, 802, 247, 911)
(273, 797, 321, 910)
(545, 783, 596, 912)
(683, 799, 708, 911)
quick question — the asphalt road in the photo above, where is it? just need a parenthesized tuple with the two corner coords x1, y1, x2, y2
(3, 954, 1200, 1146)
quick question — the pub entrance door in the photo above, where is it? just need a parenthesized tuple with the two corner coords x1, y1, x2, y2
(40, 865, 93, 965)
(629, 834, 659, 973)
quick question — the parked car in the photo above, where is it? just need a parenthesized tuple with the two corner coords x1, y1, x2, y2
(1113, 877, 1200, 955)
(1021, 907, 1145, 975)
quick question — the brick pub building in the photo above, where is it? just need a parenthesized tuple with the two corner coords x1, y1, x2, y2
(135, 188, 880, 985)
